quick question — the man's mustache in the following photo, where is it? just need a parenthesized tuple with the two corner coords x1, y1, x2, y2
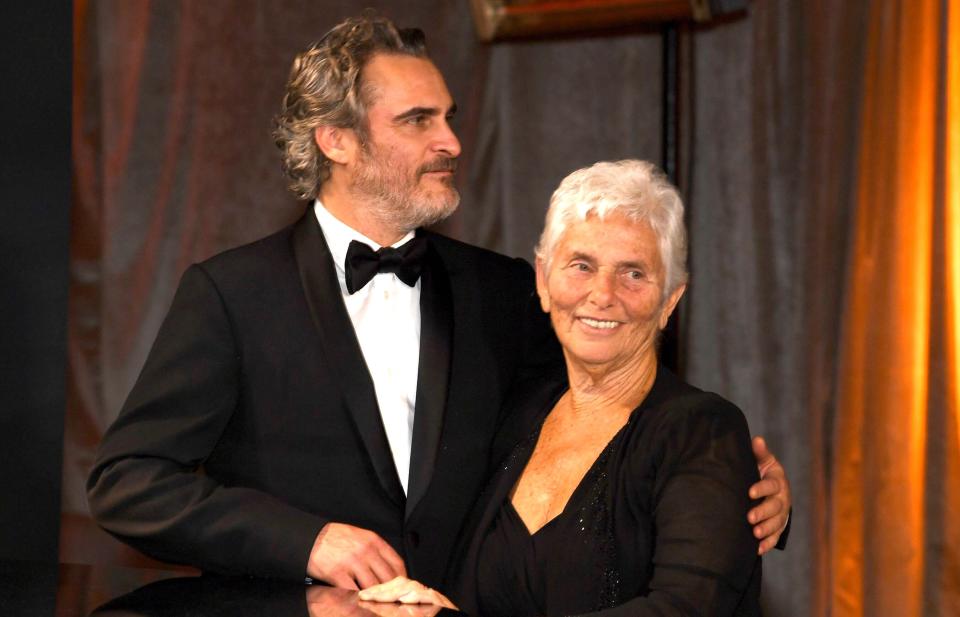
(419, 158, 458, 175)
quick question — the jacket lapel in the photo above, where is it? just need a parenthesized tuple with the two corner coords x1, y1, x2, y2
(291, 213, 405, 507)
(405, 235, 453, 520)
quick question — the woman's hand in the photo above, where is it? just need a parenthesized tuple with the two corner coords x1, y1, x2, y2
(357, 576, 457, 610)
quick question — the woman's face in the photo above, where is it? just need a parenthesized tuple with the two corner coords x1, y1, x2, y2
(536, 212, 684, 373)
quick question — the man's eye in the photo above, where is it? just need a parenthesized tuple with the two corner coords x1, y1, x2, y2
(406, 115, 426, 126)
(626, 270, 644, 280)
(570, 262, 590, 272)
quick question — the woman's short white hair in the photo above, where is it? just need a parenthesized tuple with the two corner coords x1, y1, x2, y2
(535, 160, 688, 297)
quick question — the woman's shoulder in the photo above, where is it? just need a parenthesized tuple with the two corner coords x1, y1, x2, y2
(624, 367, 755, 477)
(638, 367, 749, 434)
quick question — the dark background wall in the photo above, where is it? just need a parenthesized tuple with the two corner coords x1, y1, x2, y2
(0, 1, 72, 563)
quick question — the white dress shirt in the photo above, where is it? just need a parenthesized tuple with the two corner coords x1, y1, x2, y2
(313, 200, 421, 494)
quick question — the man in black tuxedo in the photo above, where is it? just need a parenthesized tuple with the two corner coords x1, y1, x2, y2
(88, 15, 791, 591)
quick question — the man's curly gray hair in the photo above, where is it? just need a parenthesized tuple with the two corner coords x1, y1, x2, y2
(273, 15, 428, 200)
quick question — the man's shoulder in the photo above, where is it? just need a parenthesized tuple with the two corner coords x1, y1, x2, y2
(423, 230, 533, 276)
(197, 220, 300, 280)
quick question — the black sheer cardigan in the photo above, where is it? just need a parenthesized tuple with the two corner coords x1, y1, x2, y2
(446, 367, 762, 617)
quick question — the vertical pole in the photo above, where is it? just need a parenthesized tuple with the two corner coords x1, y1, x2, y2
(660, 22, 683, 374)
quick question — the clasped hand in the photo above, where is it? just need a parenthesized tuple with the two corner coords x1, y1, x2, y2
(357, 576, 457, 609)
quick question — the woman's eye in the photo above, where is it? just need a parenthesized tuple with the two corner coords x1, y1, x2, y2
(564, 261, 591, 274)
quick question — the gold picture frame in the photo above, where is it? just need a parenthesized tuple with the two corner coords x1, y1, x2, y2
(469, 0, 717, 42)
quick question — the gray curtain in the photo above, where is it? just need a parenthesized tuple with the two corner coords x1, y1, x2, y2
(684, 2, 870, 615)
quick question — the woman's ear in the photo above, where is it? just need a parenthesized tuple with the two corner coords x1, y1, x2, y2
(658, 284, 686, 330)
(535, 258, 551, 314)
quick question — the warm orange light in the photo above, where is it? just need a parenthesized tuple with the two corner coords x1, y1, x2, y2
(831, 1, 941, 615)
(948, 0, 960, 452)
(943, 2, 960, 608)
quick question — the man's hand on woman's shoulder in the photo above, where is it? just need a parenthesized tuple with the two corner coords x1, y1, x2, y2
(748, 436, 792, 554)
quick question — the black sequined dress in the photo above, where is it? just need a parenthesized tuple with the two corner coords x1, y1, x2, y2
(448, 366, 763, 617)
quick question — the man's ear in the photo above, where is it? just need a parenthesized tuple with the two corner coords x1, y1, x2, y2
(535, 258, 551, 314)
(314, 125, 358, 165)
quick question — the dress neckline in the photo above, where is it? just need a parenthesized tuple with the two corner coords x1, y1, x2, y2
(507, 399, 632, 536)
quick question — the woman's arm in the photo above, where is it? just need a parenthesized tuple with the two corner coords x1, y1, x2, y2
(590, 394, 762, 617)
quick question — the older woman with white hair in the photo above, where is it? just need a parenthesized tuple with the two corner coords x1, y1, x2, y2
(360, 160, 762, 616)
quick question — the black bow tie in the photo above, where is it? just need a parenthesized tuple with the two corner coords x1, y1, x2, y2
(344, 237, 427, 294)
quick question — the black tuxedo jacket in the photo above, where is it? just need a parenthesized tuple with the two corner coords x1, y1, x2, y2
(87, 213, 562, 587)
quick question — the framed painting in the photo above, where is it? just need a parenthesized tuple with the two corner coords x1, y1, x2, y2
(469, 0, 744, 41)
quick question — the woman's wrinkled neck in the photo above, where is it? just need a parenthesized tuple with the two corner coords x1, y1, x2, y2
(564, 350, 658, 416)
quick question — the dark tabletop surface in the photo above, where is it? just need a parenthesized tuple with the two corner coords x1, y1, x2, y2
(0, 561, 465, 617)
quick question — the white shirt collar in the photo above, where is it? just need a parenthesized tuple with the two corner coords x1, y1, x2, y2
(312, 199, 416, 279)
(311, 199, 421, 494)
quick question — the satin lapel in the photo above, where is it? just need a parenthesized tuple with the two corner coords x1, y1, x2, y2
(405, 237, 453, 520)
(291, 214, 405, 507)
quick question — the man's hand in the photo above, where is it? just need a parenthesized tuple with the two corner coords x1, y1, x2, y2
(748, 436, 792, 555)
(308, 522, 407, 589)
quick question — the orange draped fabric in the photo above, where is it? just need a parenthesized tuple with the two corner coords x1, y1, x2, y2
(831, 1, 960, 615)
(940, 0, 960, 613)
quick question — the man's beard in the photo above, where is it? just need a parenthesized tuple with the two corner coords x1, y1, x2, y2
(350, 145, 460, 233)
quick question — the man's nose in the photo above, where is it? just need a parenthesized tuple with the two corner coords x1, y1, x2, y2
(433, 119, 461, 158)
